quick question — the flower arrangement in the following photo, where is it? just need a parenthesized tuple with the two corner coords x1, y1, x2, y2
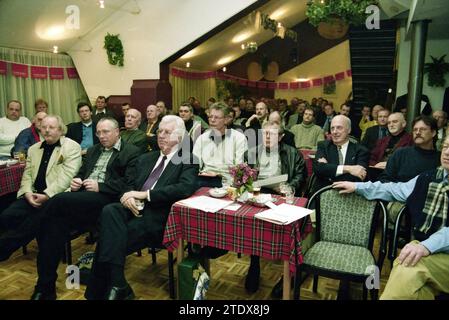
(229, 163, 258, 196)
(306, 0, 378, 27)
(424, 55, 449, 87)
(104, 33, 124, 67)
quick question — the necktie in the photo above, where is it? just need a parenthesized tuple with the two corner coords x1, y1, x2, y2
(337, 145, 344, 165)
(141, 155, 167, 191)
(380, 127, 387, 139)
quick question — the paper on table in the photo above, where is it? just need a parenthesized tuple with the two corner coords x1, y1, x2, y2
(177, 195, 234, 213)
(253, 174, 288, 188)
(224, 203, 241, 211)
(255, 203, 314, 225)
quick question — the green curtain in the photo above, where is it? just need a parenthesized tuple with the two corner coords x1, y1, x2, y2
(0, 46, 88, 125)
(169, 72, 216, 113)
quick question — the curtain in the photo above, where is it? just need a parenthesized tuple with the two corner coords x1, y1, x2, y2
(169, 72, 216, 113)
(0, 46, 88, 125)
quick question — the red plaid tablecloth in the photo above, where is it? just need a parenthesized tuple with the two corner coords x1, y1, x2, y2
(163, 187, 311, 275)
(0, 163, 25, 196)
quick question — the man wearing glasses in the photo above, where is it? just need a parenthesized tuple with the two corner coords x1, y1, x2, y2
(29, 117, 141, 300)
(193, 102, 248, 188)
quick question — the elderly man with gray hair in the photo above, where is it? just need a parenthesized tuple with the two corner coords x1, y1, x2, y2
(312, 115, 369, 194)
(0, 115, 81, 261)
(120, 108, 147, 154)
(84, 115, 199, 300)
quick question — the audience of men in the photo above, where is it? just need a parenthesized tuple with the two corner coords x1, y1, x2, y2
(66, 102, 99, 155)
(267, 111, 295, 148)
(30, 117, 140, 300)
(245, 102, 269, 149)
(313, 115, 369, 193)
(379, 116, 440, 183)
(320, 104, 337, 134)
(84, 115, 198, 300)
(286, 101, 306, 129)
(332, 133, 449, 299)
(12, 111, 46, 155)
(290, 107, 325, 150)
(0, 100, 32, 157)
(0, 115, 82, 261)
(362, 108, 390, 150)
(433, 110, 448, 151)
(120, 109, 147, 154)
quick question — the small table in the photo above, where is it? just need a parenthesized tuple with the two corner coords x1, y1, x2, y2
(0, 163, 25, 197)
(163, 187, 311, 300)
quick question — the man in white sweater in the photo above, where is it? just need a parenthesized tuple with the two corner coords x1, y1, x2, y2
(0, 100, 31, 157)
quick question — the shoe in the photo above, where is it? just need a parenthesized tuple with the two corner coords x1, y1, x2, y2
(30, 290, 56, 300)
(105, 284, 135, 300)
(244, 265, 260, 293)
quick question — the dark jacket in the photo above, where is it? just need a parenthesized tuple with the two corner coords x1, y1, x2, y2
(245, 143, 307, 194)
(92, 108, 116, 123)
(77, 140, 140, 198)
(11, 125, 41, 155)
(361, 125, 388, 151)
(313, 139, 369, 190)
(66, 121, 99, 146)
(126, 149, 199, 245)
(369, 132, 413, 166)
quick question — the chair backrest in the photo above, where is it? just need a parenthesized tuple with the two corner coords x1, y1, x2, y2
(309, 186, 379, 248)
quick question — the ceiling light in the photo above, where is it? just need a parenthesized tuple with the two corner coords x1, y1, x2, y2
(296, 78, 309, 82)
(180, 48, 198, 59)
(99, 0, 105, 9)
(53, 46, 58, 53)
(270, 8, 287, 20)
(222, 67, 227, 72)
(241, 44, 246, 50)
(232, 31, 253, 43)
(217, 56, 234, 66)
(277, 22, 283, 28)
(43, 25, 65, 39)
(186, 62, 191, 68)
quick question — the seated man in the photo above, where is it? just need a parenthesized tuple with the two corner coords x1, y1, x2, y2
(361, 108, 390, 151)
(267, 111, 295, 148)
(11, 111, 46, 155)
(244, 122, 307, 293)
(0, 115, 81, 261)
(333, 134, 449, 299)
(179, 102, 202, 144)
(139, 104, 160, 152)
(433, 110, 448, 151)
(66, 102, 99, 155)
(312, 115, 369, 194)
(369, 112, 413, 170)
(120, 108, 147, 154)
(0, 100, 31, 157)
(85, 115, 199, 300)
(30, 117, 140, 300)
(245, 101, 269, 149)
(290, 106, 325, 150)
(193, 102, 247, 188)
(379, 116, 440, 183)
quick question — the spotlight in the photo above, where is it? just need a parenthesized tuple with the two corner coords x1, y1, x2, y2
(53, 46, 58, 53)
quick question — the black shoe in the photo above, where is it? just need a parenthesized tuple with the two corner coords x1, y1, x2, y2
(30, 290, 56, 300)
(270, 276, 295, 299)
(105, 284, 135, 300)
(244, 265, 260, 293)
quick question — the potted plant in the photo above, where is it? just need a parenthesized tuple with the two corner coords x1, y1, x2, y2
(424, 55, 449, 87)
(104, 33, 124, 66)
(306, 0, 378, 39)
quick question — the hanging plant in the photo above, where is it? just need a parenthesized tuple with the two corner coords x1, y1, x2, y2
(104, 33, 124, 67)
(424, 54, 449, 87)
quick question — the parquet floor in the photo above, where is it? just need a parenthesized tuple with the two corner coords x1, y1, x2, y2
(0, 231, 392, 300)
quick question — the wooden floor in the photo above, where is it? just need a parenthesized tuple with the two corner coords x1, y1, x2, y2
(0, 233, 392, 300)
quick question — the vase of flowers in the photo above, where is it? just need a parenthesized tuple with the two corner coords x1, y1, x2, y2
(229, 163, 258, 200)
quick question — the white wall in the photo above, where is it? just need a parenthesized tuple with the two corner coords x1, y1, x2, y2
(68, 0, 256, 102)
(396, 25, 449, 110)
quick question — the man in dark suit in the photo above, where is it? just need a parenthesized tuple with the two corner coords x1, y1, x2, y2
(30, 117, 141, 300)
(84, 115, 199, 300)
(395, 92, 432, 116)
(313, 115, 369, 193)
(66, 102, 99, 155)
(361, 108, 390, 150)
(92, 96, 115, 122)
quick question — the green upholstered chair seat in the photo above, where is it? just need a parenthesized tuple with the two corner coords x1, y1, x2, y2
(303, 241, 375, 276)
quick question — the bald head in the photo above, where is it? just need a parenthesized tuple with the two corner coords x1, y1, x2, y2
(125, 108, 142, 130)
(330, 115, 351, 146)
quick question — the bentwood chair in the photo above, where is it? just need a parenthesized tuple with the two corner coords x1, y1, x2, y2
(295, 185, 387, 300)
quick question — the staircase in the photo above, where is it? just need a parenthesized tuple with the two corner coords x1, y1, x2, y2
(349, 19, 397, 110)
